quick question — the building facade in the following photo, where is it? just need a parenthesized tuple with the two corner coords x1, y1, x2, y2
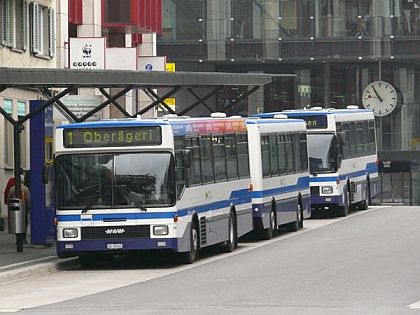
(157, 0, 420, 205)
(0, 0, 161, 215)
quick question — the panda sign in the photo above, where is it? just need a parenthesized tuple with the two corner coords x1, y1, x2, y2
(70, 37, 106, 69)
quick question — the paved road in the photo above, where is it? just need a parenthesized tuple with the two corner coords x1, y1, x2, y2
(2, 206, 420, 314)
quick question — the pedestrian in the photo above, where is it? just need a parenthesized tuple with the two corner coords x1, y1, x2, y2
(7, 175, 31, 243)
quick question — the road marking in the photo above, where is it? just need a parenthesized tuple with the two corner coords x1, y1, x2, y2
(408, 301, 420, 309)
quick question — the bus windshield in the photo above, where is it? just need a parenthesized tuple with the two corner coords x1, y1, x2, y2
(55, 152, 176, 209)
(307, 133, 338, 174)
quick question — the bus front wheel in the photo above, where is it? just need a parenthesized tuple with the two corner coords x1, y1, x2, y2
(180, 222, 199, 264)
(223, 212, 237, 252)
(336, 188, 350, 217)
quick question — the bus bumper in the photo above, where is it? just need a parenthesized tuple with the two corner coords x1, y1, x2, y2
(57, 238, 179, 257)
(310, 195, 343, 210)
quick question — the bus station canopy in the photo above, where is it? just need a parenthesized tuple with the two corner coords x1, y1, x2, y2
(0, 68, 273, 88)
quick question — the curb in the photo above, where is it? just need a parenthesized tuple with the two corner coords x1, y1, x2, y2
(0, 258, 79, 284)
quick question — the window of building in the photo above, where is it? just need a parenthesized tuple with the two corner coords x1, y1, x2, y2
(0, 0, 27, 49)
(161, 0, 204, 41)
(31, 2, 55, 57)
(104, 0, 130, 24)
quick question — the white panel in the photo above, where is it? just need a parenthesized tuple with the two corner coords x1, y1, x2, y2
(105, 47, 137, 70)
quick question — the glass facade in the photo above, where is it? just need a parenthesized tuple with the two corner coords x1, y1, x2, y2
(158, 0, 420, 205)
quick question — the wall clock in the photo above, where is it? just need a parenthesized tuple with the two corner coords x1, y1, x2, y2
(362, 81, 398, 117)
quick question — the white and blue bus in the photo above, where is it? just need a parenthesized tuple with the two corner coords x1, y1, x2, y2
(254, 106, 379, 216)
(54, 114, 311, 266)
(247, 116, 310, 239)
(54, 114, 255, 265)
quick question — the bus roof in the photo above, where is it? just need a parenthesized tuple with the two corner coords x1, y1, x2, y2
(57, 116, 248, 137)
(253, 108, 373, 118)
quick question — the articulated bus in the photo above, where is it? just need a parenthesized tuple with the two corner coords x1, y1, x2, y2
(247, 116, 310, 239)
(54, 114, 309, 266)
(254, 106, 379, 217)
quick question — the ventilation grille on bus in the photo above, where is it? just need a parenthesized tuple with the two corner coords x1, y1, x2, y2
(81, 225, 150, 240)
(200, 217, 207, 245)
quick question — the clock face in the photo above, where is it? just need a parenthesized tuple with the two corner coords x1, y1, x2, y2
(362, 81, 398, 117)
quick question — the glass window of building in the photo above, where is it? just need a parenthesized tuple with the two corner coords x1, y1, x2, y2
(161, 0, 204, 40)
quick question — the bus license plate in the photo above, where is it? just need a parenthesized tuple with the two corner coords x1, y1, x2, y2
(107, 243, 123, 250)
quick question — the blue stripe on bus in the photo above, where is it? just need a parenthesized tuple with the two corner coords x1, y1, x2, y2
(57, 212, 176, 222)
(250, 176, 310, 198)
(57, 176, 311, 223)
(310, 162, 378, 183)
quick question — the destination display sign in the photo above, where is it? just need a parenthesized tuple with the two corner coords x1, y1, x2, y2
(291, 115, 328, 129)
(63, 126, 162, 148)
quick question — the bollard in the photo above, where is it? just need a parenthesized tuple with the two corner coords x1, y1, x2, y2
(7, 198, 25, 252)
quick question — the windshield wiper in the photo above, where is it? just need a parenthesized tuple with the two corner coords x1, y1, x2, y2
(81, 200, 95, 213)
(135, 201, 147, 212)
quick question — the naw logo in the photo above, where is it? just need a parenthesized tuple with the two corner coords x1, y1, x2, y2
(105, 228, 126, 235)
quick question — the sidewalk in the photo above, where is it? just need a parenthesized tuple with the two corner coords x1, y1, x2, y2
(0, 224, 78, 283)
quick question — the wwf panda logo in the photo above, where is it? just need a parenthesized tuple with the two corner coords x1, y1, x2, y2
(82, 44, 92, 57)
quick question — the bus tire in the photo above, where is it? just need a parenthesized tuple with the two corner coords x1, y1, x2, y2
(286, 204, 301, 232)
(261, 209, 276, 240)
(359, 178, 370, 210)
(223, 212, 237, 252)
(336, 187, 350, 217)
(180, 221, 199, 264)
(298, 202, 304, 229)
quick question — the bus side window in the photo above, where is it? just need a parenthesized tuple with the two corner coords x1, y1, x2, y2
(341, 122, 350, 159)
(356, 121, 364, 156)
(277, 133, 287, 175)
(285, 133, 294, 174)
(187, 137, 202, 186)
(348, 122, 357, 157)
(300, 132, 308, 172)
(368, 120, 376, 154)
(237, 133, 249, 178)
(213, 135, 227, 182)
(293, 133, 301, 173)
(200, 135, 214, 183)
(270, 133, 279, 176)
(175, 137, 186, 198)
(225, 133, 239, 180)
(261, 134, 271, 177)
(362, 121, 369, 154)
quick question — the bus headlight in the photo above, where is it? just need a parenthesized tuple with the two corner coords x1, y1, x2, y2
(321, 186, 333, 194)
(153, 225, 169, 236)
(63, 228, 78, 238)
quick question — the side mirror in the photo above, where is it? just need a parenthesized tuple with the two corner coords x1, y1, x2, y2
(182, 150, 192, 169)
